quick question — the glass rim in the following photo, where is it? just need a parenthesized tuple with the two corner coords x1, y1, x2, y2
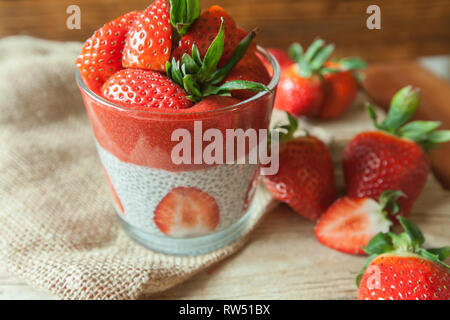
(76, 45, 281, 116)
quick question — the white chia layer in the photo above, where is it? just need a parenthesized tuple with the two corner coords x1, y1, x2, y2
(97, 143, 258, 237)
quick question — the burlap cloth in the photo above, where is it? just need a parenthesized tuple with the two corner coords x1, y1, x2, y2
(0, 36, 280, 300)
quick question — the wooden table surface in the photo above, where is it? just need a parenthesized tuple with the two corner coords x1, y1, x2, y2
(2, 0, 449, 62)
(1, 62, 449, 300)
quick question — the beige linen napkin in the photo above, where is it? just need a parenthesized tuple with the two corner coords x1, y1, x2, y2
(0, 36, 276, 300)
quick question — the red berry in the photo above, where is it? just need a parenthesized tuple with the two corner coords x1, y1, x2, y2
(267, 48, 294, 71)
(343, 131, 429, 217)
(76, 11, 140, 93)
(172, 5, 239, 66)
(358, 254, 450, 300)
(263, 136, 336, 221)
(154, 187, 220, 237)
(274, 64, 324, 116)
(122, 0, 172, 72)
(318, 61, 358, 119)
(224, 30, 271, 100)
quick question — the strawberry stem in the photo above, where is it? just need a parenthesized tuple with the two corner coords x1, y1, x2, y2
(170, 0, 201, 37)
(268, 112, 299, 146)
(378, 190, 405, 217)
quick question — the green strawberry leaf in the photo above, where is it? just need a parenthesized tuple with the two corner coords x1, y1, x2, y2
(170, 0, 201, 36)
(417, 248, 450, 269)
(310, 44, 334, 70)
(183, 74, 202, 100)
(366, 103, 382, 129)
(303, 38, 325, 63)
(181, 53, 200, 74)
(210, 29, 257, 85)
(288, 42, 303, 61)
(208, 80, 269, 96)
(337, 57, 367, 70)
(166, 18, 266, 102)
(269, 112, 299, 146)
(398, 216, 425, 250)
(296, 60, 313, 78)
(380, 86, 421, 133)
(392, 232, 412, 252)
(427, 130, 450, 144)
(196, 19, 225, 82)
(166, 59, 184, 87)
(427, 246, 450, 261)
(398, 120, 441, 143)
(378, 190, 405, 216)
(192, 44, 203, 65)
(363, 232, 394, 255)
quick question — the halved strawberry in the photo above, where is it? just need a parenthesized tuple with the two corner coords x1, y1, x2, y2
(76, 11, 140, 92)
(171, 5, 238, 66)
(154, 187, 220, 237)
(101, 69, 193, 110)
(122, 0, 172, 71)
(314, 190, 404, 255)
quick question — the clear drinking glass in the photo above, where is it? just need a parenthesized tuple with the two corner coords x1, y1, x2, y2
(77, 47, 280, 255)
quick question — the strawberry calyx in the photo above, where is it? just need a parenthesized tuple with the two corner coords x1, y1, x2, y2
(378, 189, 405, 217)
(166, 19, 269, 102)
(269, 112, 299, 146)
(170, 0, 201, 37)
(288, 39, 366, 78)
(356, 215, 450, 286)
(367, 86, 450, 151)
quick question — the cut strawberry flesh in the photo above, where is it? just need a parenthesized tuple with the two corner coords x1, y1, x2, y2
(154, 187, 220, 237)
(314, 197, 391, 255)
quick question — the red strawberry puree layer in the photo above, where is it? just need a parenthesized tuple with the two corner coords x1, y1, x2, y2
(80, 89, 273, 172)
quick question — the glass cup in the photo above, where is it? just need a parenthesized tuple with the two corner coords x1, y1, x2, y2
(77, 47, 280, 255)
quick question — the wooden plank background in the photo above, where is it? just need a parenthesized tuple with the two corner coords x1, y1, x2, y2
(1, 0, 449, 62)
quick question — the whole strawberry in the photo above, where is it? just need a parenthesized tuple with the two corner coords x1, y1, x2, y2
(315, 190, 404, 255)
(267, 48, 294, 71)
(76, 11, 140, 92)
(260, 48, 294, 77)
(357, 216, 450, 300)
(263, 114, 337, 220)
(122, 0, 172, 72)
(274, 39, 365, 117)
(171, 5, 239, 66)
(318, 60, 364, 119)
(343, 86, 450, 216)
